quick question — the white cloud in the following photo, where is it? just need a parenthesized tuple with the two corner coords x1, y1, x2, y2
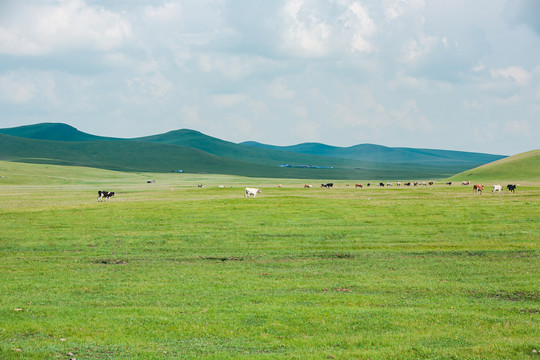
(489, 94, 520, 106)
(390, 99, 433, 132)
(144, 2, 181, 23)
(0, 0, 132, 56)
(401, 35, 439, 63)
(388, 74, 428, 91)
(0, 71, 57, 105)
(504, 120, 531, 138)
(211, 93, 247, 108)
(126, 72, 173, 100)
(490, 66, 532, 86)
(269, 78, 296, 100)
(280, 0, 376, 57)
(0, 72, 37, 104)
(384, 0, 426, 21)
(463, 99, 483, 110)
(344, 2, 376, 53)
(332, 88, 388, 129)
(292, 105, 308, 118)
(281, 0, 331, 57)
(292, 120, 321, 142)
(181, 106, 201, 127)
(198, 53, 257, 80)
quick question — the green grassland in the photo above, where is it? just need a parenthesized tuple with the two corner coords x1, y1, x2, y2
(1, 162, 539, 359)
(450, 150, 540, 183)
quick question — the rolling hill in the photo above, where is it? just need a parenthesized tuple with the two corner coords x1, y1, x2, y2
(241, 141, 505, 165)
(0, 122, 119, 142)
(449, 150, 540, 182)
(0, 122, 510, 179)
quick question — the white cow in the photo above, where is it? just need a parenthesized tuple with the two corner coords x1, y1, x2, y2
(492, 184, 503, 194)
(244, 187, 261, 198)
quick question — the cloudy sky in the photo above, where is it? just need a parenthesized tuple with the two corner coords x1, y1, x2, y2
(0, 0, 539, 155)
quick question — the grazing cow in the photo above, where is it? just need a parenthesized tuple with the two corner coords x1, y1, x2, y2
(397, 182, 401, 186)
(379, 182, 385, 187)
(507, 184, 516, 193)
(277, 184, 282, 188)
(462, 181, 471, 186)
(244, 187, 261, 198)
(321, 183, 334, 188)
(355, 183, 363, 188)
(98, 191, 115, 202)
(414, 182, 418, 187)
(473, 184, 484, 194)
(422, 182, 427, 186)
(428, 181, 434, 186)
(218, 185, 225, 188)
(404, 182, 411, 186)
(304, 184, 312, 188)
(367, 183, 371, 187)
(492, 184, 503, 194)
(197, 184, 203, 188)
(387, 183, 393, 186)
(446, 182, 452, 186)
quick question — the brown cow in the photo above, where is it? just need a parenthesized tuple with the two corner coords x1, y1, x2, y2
(355, 183, 363, 188)
(473, 184, 484, 194)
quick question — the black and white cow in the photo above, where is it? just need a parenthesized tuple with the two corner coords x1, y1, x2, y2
(507, 184, 517, 193)
(321, 183, 334, 188)
(98, 191, 115, 202)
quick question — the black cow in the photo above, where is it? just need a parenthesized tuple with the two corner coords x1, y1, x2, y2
(379, 182, 385, 187)
(321, 183, 334, 188)
(507, 184, 516, 193)
(98, 191, 115, 202)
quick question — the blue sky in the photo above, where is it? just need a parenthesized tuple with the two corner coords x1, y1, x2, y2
(0, 0, 539, 155)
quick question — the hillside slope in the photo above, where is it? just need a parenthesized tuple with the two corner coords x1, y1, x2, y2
(449, 150, 540, 182)
(0, 123, 509, 179)
(135, 129, 364, 169)
(242, 141, 506, 165)
(0, 133, 461, 179)
(0, 123, 119, 141)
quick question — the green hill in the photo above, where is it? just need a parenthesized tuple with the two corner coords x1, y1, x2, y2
(241, 141, 506, 165)
(449, 150, 540, 182)
(0, 122, 119, 141)
(0, 132, 468, 179)
(135, 129, 358, 168)
(0, 122, 510, 180)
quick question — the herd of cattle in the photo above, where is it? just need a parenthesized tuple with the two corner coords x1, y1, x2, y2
(241, 182, 518, 198)
(472, 184, 518, 194)
(97, 182, 519, 201)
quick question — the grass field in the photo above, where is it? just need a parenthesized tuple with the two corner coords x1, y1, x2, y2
(1, 162, 538, 359)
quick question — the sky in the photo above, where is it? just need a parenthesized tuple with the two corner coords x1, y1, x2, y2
(0, 0, 539, 155)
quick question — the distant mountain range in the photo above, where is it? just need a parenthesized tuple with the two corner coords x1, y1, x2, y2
(0, 123, 507, 179)
(241, 141, 503, 165)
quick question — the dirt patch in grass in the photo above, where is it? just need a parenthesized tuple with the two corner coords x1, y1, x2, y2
(469, 290, 539, 302)
(198, 256, 245, 262)
(512, 308, 540, 314)
(93, 259, 128, 265)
